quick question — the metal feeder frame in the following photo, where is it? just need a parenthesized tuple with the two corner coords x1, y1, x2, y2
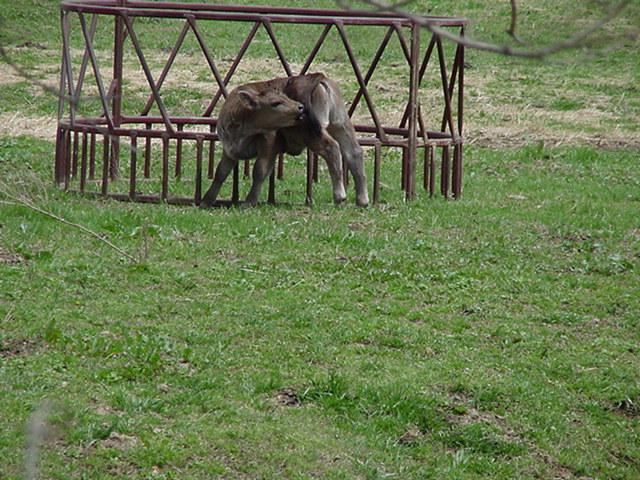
(55, 0, 467, 205)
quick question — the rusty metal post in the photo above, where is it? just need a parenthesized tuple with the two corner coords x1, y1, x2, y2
(80, 130, 88, 192)
(144, 124, 152, 178)
(195, 136, 204, 205)
(208, 138, 216, 179)
(441, 146, 450, 199)
(72, 131, 79, 178)
(101, 134, 110, 196)
(423, 146, 431, 192)
(129, 133, 137, 200)
(161, 134, 170, 201)
(406, 21, 420, 201)
(110, 0, 126, 177)
(89, 133, 96, 179)
(176, 124, 183, 177)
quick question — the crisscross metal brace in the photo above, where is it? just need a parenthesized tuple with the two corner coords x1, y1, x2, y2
(55, 0, 467, 205)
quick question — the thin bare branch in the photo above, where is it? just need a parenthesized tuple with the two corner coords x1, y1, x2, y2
(342, 0, 632, 59)
(0, 190, 138, 263)
(507, 0, 523, 43)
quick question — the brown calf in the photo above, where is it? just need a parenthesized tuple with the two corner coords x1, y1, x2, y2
(200, 73, 369, 207)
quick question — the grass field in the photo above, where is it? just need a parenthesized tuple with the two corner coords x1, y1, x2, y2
(1, 1, 639, 479)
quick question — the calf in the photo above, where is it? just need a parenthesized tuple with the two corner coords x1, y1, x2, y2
(200, 73, 369, 207)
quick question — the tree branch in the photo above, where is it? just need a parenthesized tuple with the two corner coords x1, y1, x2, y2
(0, 191, 138, 264)
(342, 0, 632, 59)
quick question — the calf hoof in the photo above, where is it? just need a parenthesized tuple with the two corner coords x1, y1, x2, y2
(356, 195, 370, 208)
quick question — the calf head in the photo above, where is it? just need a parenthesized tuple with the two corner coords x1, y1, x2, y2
(237, 88, 305, 129)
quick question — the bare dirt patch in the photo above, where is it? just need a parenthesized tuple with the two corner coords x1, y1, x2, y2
(0, 338, 40, 359)
(0, 112, 58, 141)
(275, 388, 300, 407)
(0, 246, 26, 265)
(610, 397, 639, 418)
(101, 431, 140, 450)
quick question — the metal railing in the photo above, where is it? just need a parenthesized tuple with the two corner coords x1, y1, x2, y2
(56, 0, 466, 205)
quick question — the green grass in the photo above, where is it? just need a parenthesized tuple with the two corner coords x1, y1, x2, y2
(1, 136, 639, 479)
(2, 0, 640, 478)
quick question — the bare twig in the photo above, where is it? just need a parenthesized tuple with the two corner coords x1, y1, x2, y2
(0, 190, 138, 263)
(507, 0, 523, 43)
(341, 0, 632, 59)
(0, 46, 73, 104)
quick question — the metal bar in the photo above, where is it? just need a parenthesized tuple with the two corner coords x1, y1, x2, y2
(208, 137, 216, 179)
(452, 144, 460, 199)
(74, 14, 99, 112)
(441, 145, 450, 199)
(440, 43, 462, 133)
(161, 134, 169, 201)
(61, 12, 77, 126)
(176, 124, 183, 177)
(78, 12, 115, 129)
(121, 13, 176, 134)
(423, 145, 432, 192)
(436, 37, 456, 137)
(129, 133, 137, 199)
(399, 35, 435, 129)
(61, 2, 468, 27)
(262, 19, 293, 76)
(110, 136, 120, 180)
(89, 133, 96, 179)
(72, 130, 79, 177)
(144, 124, 152, 178)
(187, 16, 229, 102)
(66, 1, 465, 23)
(64, 130, 71, 190)
(101, 133, 110, 195)
(141, 20, 190, 116)
(455, 27, 465, 198)
(401, 147, 407, 191)
(406, 22, 420, 201)
(111, 2, 125, 174)
(244, 159, 250, 178)
(195, 136, 203, 205)
(299, 24, 331, 74)
(55, 127, 64, 185)
(429, 144, 436, 197)
(80, 130, 88, 191)
(335, 22, 386, 141)
(57, 13, 69, 125)
(348, 25, 394, 118)
(204, 21, 260, 117)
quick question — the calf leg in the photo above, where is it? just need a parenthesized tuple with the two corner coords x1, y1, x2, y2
(330, 123, 369, 207)
(245, 151, 277, 206)
(200, 151, 236, 207)
(307, 131, 347, 204)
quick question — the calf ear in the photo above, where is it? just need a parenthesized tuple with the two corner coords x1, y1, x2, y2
(238, 90, 257, 109)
